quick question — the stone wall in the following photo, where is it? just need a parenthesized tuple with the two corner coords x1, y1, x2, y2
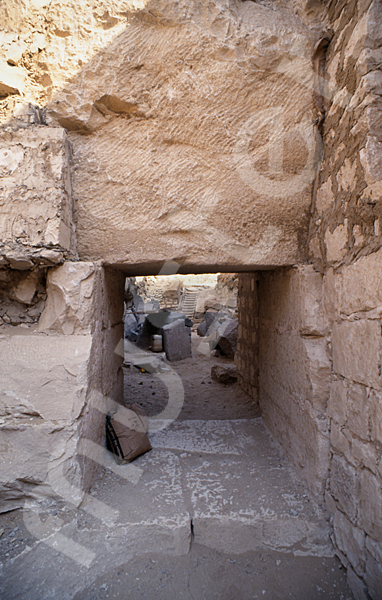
(308, 1, 382, 597)
(257, 267, 331, 500)
(0, 267, 46, 326)
(0, 262, 124, 511)
(236, 1, 382, 597)
(236, 273, 259, 405)
(0, 0, 326, 272)
(0, 126, 75, 267)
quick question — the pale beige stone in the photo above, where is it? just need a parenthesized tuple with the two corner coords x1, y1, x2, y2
(351, 438, 377, 473)
(352, 225, 365, 247)
(346, 383, 370, 440)
(333, 509, 365, 574)
(360, 136, 382, 185)
(337, 159, 358, 192)
(38, 262, 96, 335)
(338, 248, 382, 314)
(302, 337, 331, 413)
(9, 271, 39, 305)
(42, 1, 319, 269)
(329, 454, 360, 521)
(316, 178, 334, 214)
(322, 267, 340, 323)
(370, 390, 382, 444)
(328, 380, 347, 426)
(330, 422, 351, 460)
(359, 469, 382, 540)
(0, 127, 75, 264)
(0, 59, 25, 96)
(344, 12, 368, 69)
(325, 225, 348, 263)
(298, 266, 327, 335)
(332, 320, 381, 388)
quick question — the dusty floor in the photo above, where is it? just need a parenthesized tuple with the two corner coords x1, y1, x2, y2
(0, 334, 354, 599)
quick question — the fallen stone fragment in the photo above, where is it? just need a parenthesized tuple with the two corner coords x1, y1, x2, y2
(217, 319, 238, 359)
(162, 319, 192, 361)
(211, 364, 238, 384)
(197, 312, 216, 337)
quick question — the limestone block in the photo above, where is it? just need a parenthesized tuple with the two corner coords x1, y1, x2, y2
(351, 438, 377, 473)
(359, 469, 382, 541)
(332, 320, 381, 388)
(328, 379, 347, 426)
(365, 536, 382, 571)
(365, 549, 382, 600)
(211, 364, 237, 385)
(346, 568, 369, 600)
(346, 383, 370, 440)
(370, 390, 382, 444)
(316, 178, 334, 214)
(302, 337, 331, 412)
(360, 136, 382, 186)
(0, 59, 25, 96)
(333, 509, 366, 574)
(162, 319, 192, 362)
(217, 319, 238, 359)
(298, 266, 327, 335)
(330, 422, 351, 461)
(38, 262, 96, 335)
(329, 454, 360, 521)
(0, 332, 93, 511)
(338, 248, 382, 315)
(322, 267, 340, 323)
(0, 333, 92, 424)
(0, 126, 74, 266)
(43, 0, 320, 269)
(325, 225, 348, 263)
(9, 271, 40, 305)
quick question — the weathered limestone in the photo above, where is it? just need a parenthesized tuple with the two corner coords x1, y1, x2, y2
(1, 0, 326, 271)
(254, 267, 331, 499)
(306, 0, 382, 595)
(0, 262, 124, 512)
(0, 126, 75, 268)
(162, 319, 192, 362)
(236, 273, 259, 405)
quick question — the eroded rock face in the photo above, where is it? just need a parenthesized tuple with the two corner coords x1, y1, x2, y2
(0, 126, 75, 268)
(1, 0, 326, 272)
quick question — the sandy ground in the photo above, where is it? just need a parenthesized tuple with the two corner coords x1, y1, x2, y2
(123, 332, 260, 420)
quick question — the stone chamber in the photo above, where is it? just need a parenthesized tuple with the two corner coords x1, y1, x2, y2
(0, 0, 382, 598)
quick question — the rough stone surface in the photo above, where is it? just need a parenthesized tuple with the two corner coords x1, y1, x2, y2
(254, 267, 330, 499)
(0, 126, 75, 267)
(0, 268, 47, 326)
(162, 319, 192, 362)
(0, 331, 93, 511)
(0, 0, 325, 272)
(211, 364, 237, 385)
(196, 312, 217, 337)
(216, 318, 238, 359)
(0, 263, 124, 511)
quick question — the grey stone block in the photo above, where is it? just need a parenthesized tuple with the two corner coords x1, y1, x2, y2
(162, 319, 192, 361)
(217, 318, 238, 359)
(197, 312, 216, 337)
(211, 364, 238, 384)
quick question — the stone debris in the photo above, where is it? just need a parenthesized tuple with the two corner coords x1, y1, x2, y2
(162, 319, 192, 362)
(211, 364, 238, 384)
(217, 319, 238, 359)
(197, 312, 216, 337)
